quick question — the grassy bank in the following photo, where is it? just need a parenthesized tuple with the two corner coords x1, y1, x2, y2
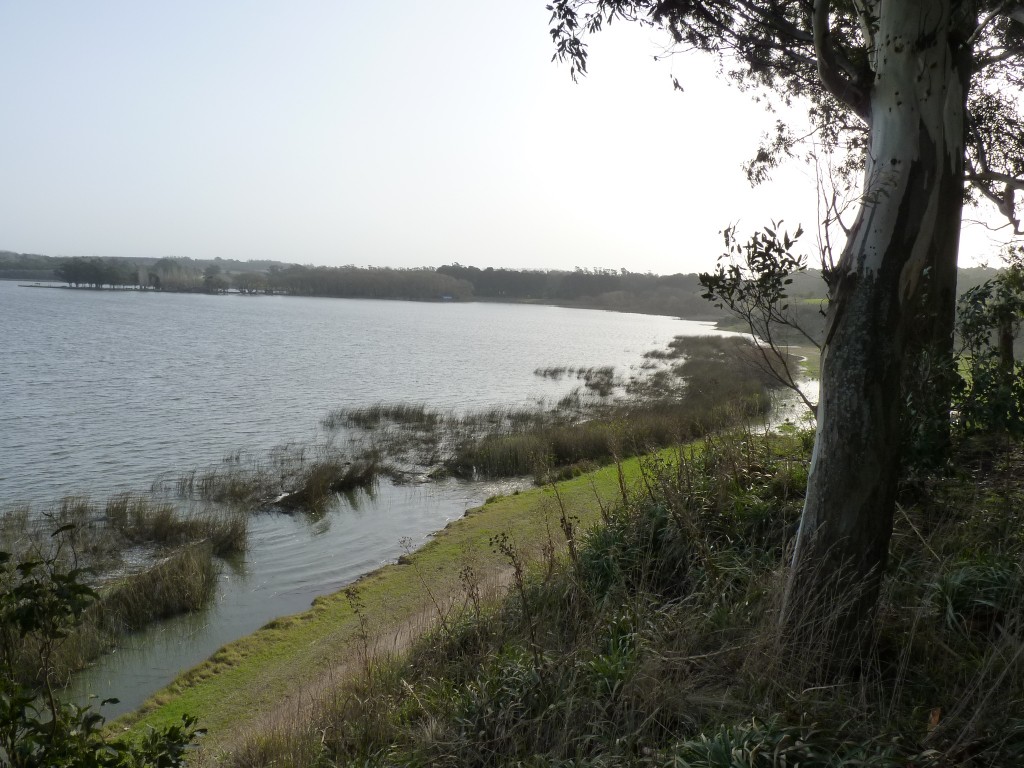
(132, 424, 1024, 767)
(117, 336, 798, 749)
(117, 446, 666, 746)
(0, 334, 784, 703)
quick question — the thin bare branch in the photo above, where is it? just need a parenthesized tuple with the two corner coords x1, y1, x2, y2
(969, 1, 1012, 46)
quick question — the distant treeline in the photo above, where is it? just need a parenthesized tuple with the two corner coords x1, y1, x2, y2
(439, 263, 829, 317)
(1, 249, 1003, 321)
(24, 255, 755, 316)
(0, 253, 284, 286)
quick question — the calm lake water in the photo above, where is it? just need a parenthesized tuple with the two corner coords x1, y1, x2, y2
(0, 280, 718, 716)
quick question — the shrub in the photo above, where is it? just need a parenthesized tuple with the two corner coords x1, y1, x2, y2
(0, 545, 203, 765)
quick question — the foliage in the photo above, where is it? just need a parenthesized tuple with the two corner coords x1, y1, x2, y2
(209, 428, 1024, 767)
(261, 263, 474, 300)
(930, 557, 1023, 637)
(699, 222, 820, 413)
(647, 719, 911, 768)
(438, 263, 738, 317)
(55, 257, 141, 289)
(547, 2, 1024, 217)
(955, 251, 1024, 435)
(0, 540, 203, 766)
(549, 0, 1024, 664)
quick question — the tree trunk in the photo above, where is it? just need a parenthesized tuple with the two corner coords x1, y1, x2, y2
(781, 1, 972, 666)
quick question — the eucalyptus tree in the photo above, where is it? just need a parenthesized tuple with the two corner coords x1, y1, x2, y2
(548, 1, 1024, 654)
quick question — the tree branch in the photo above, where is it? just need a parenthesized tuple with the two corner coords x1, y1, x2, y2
(734, 0, 813, 44)
(967, 170, 1024, 189)
(969, 1, 1013, 46)
(975, 46, 1024, 68)
(812, 0, 870, 121)
(966, 169, 1024, 235)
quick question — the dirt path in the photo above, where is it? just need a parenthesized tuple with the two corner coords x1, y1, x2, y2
(117, 459, 632, 756)
(207, 567, 515, 762)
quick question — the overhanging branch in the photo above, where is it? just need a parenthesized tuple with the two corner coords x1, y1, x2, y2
(812, 0, 870, 121)
(967, 169, 1024, 235)
(970, 2, 1014, 45)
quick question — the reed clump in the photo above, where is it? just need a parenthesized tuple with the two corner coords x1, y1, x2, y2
(8, 542, 222, 687)
(446, 336, 775, 479)
(104, 492, 246, 556)
(162, 441, 385, 514)
(0, 493, 246, 686)
(322, 403, 444, 431)
(534, 365, 619, 395)
(159, 451, 279, 506)
(276, 457, 382, 513)
(218, 427, 1024, 768)
(533, 365, 570, 379)
(315, 336, 781, 484)
(97, 542, 218, 634)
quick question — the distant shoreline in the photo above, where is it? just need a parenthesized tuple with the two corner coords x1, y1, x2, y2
(7, 279, 727, 322)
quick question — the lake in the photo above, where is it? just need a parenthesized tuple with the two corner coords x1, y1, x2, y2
(0, 280, 718, 716)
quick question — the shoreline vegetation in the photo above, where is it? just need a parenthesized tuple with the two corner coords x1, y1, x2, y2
(0, 494, 245, 690)
(152, 335, 787, 516)
(7, 253, 1009, 355)
(0, 250, 828, 322)
(0, 334, 791, 713)
(123, 424, 1024, 768)
(7, 310, 1022, 764)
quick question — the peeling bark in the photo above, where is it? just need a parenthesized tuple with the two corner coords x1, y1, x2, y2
(782, 0, 972, 662)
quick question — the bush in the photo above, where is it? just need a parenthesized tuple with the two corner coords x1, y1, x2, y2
(0, 543, 203, 766)
(954, 255, 1024, 436)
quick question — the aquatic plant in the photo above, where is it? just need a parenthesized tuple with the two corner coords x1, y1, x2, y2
(0, 493, 246, 684)
(0, 543, 203, 764)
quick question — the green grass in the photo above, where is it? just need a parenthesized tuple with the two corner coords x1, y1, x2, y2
(149, 428, 1024, 767)
(116, 450, 653, 744)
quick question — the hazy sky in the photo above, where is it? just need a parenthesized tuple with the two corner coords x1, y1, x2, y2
(0, 2, 1009, 273)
